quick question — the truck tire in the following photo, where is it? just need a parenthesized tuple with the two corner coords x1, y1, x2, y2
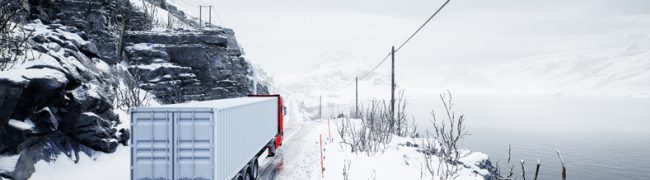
(250, 159, 259, 180)
(244, 167, 252, 180)
(233, 173, 243, 180)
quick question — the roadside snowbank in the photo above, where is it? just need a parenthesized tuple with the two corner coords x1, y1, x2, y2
(312, 118, 493, 180)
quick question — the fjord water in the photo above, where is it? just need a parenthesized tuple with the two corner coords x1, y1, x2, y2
(410, 95, 650, 180)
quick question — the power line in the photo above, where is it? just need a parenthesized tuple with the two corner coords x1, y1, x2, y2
(395, 0, 451, 52)
(333, 52, 390, 93)
(360, 52, 392, 80)
(333, 0, 451, 93)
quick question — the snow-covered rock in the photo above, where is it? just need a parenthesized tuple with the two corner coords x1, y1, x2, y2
(0, 20, 126, 179)
(124, 29, 268, 103)
(27, 0, 152, 64)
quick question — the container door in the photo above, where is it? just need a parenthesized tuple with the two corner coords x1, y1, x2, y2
(132, 111, 174, 180)
(174, 110, 215, 180)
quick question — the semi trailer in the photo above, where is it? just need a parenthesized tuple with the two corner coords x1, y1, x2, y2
(130, 95, 285, 180)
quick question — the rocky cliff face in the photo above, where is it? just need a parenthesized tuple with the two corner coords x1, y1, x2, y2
(124, 29, 269, 103)
(0, 21, 128, 180)
(27, 0, 150, 64)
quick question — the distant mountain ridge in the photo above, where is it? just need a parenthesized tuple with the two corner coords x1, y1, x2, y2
(280, 46, 650, 98)
(480, 45, 650, 96)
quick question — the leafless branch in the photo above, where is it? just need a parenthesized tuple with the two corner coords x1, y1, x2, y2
(342, 159, 351, 180)
(140, 0, 158, 30)
(521, 160, 526, 180)
(533, 159, 540, 180)
(494, 144, 515, 180)
(557, 149, 566, 180)
(493, 146, 561, 180)
(1, 0, 32, 71)
(336, 98, 400, 155)
(114, 68, 151, 111)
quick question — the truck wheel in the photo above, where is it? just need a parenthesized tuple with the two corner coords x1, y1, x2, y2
(233, 173, 243, 180)
(244, 167, 252, 180)
(250, 159, 259, 180)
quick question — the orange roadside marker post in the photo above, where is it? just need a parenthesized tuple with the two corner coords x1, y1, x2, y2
(328, 119, 332, 142)
(320, 134, 324, 178)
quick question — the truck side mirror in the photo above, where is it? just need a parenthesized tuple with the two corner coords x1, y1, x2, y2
(283, 106, 287, 116)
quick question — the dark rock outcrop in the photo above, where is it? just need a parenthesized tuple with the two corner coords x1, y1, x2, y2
(0, 22, 125, 179)
(27, 0, 150, 64)
(124, 29, 269, 103)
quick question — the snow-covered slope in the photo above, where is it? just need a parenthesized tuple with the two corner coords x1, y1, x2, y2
(323, 134, 492, 180)
(269, 45, 650, 106)
(407, 45, 650, 97)
(485, 45, 650, 96)
(276, 51, 389, 97)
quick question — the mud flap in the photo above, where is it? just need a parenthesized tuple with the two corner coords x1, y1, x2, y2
(266, 138, 277, 157)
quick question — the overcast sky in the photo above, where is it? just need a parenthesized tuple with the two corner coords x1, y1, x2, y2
(175, 0, 650, 78)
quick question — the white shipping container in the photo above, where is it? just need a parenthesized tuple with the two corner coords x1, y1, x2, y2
(131, 97, 279, 180)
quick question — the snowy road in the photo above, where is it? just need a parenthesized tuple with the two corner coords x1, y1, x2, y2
(257, 122, 321, 180)
(257, 120, 322, 180)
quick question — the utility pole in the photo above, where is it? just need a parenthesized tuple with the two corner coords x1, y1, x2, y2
(198, 6, 202, 29)
(390, 46, 396, 123)
(319, 96, 322, 119)
(208, 6, 213, 26)
(355, 76, 359, 118)
(252, 66, 257, 95)
(167, 11, 171, 29)
(199, 5, 214, 28)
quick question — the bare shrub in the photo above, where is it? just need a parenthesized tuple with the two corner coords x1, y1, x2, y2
(492, 145, 566, 180)
(343, 89, 414, 137)
(420, 90, 471, 180)
(421, 131, 467, 180)
(1, 0, 33, 71)
(342, 159, 351, 180)
(140, 0, 158, 30)
(432, 91, 471, 163)
(416, 91, 567, 180)
(163, 13, 186, 29)
(393, 90, 414, 137)
(336, 90, 415, 155)
(493, 145, 515, 179)
(336, 100, 392, 155)
(114, 68, 150, 111)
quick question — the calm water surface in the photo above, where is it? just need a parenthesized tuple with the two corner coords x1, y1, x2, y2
(409, 95, 650, 180)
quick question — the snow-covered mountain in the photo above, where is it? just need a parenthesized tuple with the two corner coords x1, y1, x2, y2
(488, 45, 650, 96)
(276, 51, 389, 97)
(400, 45, 650, 97)
(273, 44, 650, 107)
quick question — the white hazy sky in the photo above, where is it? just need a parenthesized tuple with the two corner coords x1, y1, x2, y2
(174, 0, 650, 78)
